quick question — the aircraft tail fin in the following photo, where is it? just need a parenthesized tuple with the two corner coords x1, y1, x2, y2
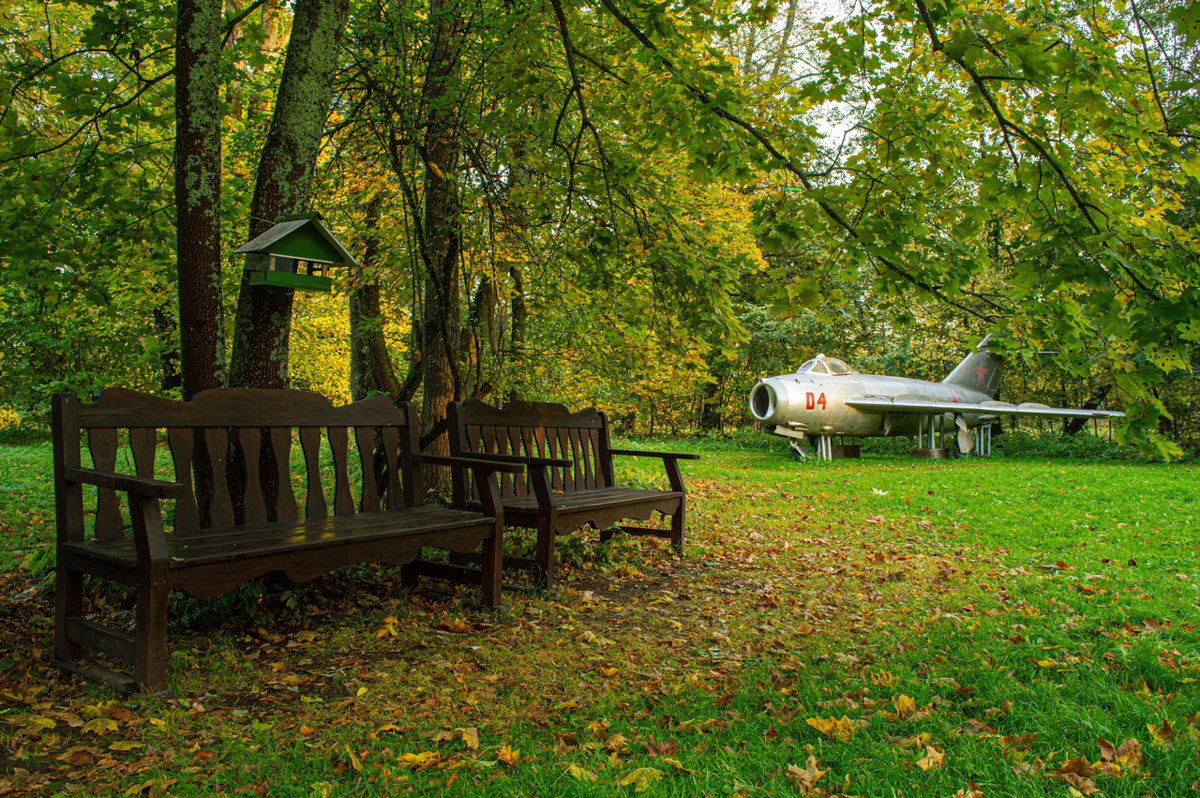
(943, 339, 1004, 398)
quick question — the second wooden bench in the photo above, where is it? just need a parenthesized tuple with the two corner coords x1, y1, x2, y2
(446, 398, 698, 588)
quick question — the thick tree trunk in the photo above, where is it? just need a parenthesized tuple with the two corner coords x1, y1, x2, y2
(175, 0, 225, 399)
(228, 0, 350, 389)
(418, 0, 465, 493)
(350, 197, 403, 403)
(506, 263, 527, 403)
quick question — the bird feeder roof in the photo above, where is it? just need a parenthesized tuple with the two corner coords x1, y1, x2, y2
(234, 213, 359, 267)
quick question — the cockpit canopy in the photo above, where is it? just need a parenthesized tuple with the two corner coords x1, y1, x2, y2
(796, 354, 854, 376)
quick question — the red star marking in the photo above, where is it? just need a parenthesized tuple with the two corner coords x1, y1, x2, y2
(974, 363, 988, 385)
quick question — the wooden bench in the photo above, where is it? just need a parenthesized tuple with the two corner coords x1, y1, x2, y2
(51, 387, 519, 694)
(446, 399, 699, 588)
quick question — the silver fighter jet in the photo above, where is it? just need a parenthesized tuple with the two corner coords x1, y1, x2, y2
(748, 340, 1124, 459)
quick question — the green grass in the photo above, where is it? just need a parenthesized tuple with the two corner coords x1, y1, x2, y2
(1, 437, 1198, 796)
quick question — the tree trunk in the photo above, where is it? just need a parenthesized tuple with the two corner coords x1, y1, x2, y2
(506, 262, 527, 402)
(350, 196, 402, 402)
(228, 0, 350, 389)
(175, 0, 225, 400)
(418, 0, 465, 494)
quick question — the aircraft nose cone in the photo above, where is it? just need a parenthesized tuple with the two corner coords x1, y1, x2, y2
(750, 382, 778, 422)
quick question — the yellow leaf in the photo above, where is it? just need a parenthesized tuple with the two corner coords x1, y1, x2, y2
(356, 687, 368, 698)
(893, 694, 917, 720)
(871, 670, 898, 688)
(497, 744, 520, 766)
(81, 717, 118, 735)
(785, 755, 827, 793)
(108, 741, 143, 752)
(806, 715, 856, 742)
(661, 757, 690, 772)
(345, 745, 363, 772)
(24, 716, 56, 733)
(1147, 719, 1175, 748)
(604, 733, 629, 753)
(916, 746, 945, 771)
(460, 727, 479, 750)
(618, 767, 663, 792)
(566, 764, 597, 782)
(397, 750, 440, 769)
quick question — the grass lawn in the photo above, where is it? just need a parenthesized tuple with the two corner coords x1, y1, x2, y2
(1, 437, 1198, 796)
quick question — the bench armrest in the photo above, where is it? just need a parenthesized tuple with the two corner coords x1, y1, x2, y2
(461, 452, 572, 468)
(414, 454, 525, 474)
(64, 467, 186, 499)
(608, 449, 701, 461)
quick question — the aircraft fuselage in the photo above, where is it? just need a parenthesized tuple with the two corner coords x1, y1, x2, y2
(750, 372, 992, 437)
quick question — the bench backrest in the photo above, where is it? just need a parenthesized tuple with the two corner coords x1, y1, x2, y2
(52, 388, 422, 544)
(447, 398, 614, 502)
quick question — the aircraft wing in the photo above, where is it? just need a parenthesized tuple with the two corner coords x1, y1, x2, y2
(844, 396, 1124, 420)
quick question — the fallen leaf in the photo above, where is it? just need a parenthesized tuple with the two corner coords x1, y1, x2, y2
(1049, 758, 1098, 795)
(893, 694, 917, 720)
(785, 755, 827, 794)
(871, 670, 898, 688)
(397, 751, 440, 769)
(566, 764, 597, 782)
(806, 716, 856, 742)
(916, 746, 944, 771)
(618, 767, 663, 792)
(1148, 718, 1175, 748)
(80, 717, 118, 735)
(497, 744, 520, 766)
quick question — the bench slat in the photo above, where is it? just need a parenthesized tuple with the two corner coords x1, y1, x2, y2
(590, 427, 606, 487)
(65, 507, 494, 568)
(270, 427, 299, 523)
(329, 426, 354, 516)
(556, 426, 571, 491)
(88, 428, 123, 540)
(299, 426, 327, 520)
(129, 428, 157, 479)
(205, 428, 235, 528)
(238, 428, 268, 526)
(381, 426, 402, 510)
(356, 426, 380, 513)
(167, 429, 200, 532)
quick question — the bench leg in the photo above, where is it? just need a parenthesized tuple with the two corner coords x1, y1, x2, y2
(55, 565, 84, 662)
(535, 526, 555, 590)
(400, 560, 421, 591)
(480, 529, 503, 608)
(599, 528, 615, 543)
(134, 565, 168, 693)
(670, 502, 685, 555)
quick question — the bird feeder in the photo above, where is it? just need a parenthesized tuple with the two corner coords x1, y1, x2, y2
(234, 212, 358, 293)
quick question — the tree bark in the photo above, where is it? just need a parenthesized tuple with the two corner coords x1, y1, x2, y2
(350, 196, 403, 402)
(175, 0, 226, 399)
(228, 0, 350, 388)
(418, 0, 465, 493)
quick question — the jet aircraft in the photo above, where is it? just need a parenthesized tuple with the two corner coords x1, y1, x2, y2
(748, 340, 1124, 460)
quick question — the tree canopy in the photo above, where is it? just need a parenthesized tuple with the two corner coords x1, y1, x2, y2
(1, 0, 1196, 454)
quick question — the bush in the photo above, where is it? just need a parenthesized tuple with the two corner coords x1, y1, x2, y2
(990, 429, 1137, 460)
(0, 406, 48, 444)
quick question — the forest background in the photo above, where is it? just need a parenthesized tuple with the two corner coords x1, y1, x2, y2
(1, 0, 1198, 457)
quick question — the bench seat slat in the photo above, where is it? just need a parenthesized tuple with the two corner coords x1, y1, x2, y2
(501, 487, 681, 514)
(62, 507, 496, 569)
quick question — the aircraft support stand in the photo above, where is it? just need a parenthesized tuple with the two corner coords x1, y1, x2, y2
(911, 414, 950, 459)
(812, 435, 861, 462)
